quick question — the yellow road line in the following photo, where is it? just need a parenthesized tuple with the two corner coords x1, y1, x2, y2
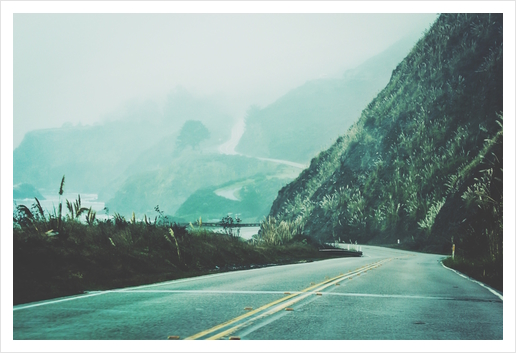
(205, 259, 392, 340)
(185, 258, 391, 340)
(184, 292, 299, 340)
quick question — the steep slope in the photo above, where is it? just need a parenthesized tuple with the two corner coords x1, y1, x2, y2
(269, 14, 503, 261)
(235, 36, 423, 163)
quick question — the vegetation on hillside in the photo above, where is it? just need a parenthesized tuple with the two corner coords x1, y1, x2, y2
(106, 152, 295, 218)
(175, 173, 296, 222)
(176, 120, 211, 151)
(268, 14, 503, 289)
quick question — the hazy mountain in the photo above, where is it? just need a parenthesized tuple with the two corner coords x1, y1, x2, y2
(13, 183, 45, 200)
(105, 150, 295, 218)
(13, 89, 234, 195)
(268, 14, 502, 261)
(235, 35, 424, 164)
(160, 87, 234, 148)
(175, 172, 297, 223)
(13, 121, 163, 194)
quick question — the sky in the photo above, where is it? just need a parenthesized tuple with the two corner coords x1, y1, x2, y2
(13, 13, 439, 148)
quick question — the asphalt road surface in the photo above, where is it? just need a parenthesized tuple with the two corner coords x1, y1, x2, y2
(13, 245, 503, 340)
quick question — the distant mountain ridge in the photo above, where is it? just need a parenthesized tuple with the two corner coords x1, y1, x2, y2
(235, 35, 423, 164)
(105, 151, 293, 217)
(13, 89, 234, 195)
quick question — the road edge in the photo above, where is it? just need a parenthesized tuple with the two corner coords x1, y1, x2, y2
(440, 260, 503, 301)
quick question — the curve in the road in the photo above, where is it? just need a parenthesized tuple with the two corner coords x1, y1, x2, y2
(13, 246, 503, 341)
(185, 257, 393, 340)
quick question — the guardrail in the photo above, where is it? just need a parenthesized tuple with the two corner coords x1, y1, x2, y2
(319, 249, 363, 257)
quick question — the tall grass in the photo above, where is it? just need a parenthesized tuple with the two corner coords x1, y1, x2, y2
(259, 216, 304, 245)
(13, 201, 326, 305)
(269, 14, 503, 258)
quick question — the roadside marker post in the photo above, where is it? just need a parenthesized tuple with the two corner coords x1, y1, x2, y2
(452, 244, 455, 259)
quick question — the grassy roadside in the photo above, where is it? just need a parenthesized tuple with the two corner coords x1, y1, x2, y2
(13, 222, 333, 305)
(442, 255, 503, 293)
(371, 242, 502, 293)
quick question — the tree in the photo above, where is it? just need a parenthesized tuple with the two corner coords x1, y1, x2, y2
(176, 120, 210, 150)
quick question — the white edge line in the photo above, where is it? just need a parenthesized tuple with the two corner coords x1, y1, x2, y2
(13, 291, 109, 311)
(90, 289, 496, 302)
(12, 272, 232, 311)
(12, 260, 324, 311)
(114, 289, 294, 295)
(115, 260, 318, 292)
(441, 261, 503, 301)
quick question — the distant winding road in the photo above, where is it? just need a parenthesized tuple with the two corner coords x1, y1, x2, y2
(13, 246, 502, 340)
(217, 118, 308, 169)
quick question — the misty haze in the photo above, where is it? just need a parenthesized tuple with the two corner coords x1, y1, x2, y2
(11, 12, 504, 344)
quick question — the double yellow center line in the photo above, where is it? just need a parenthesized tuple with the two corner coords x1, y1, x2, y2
(184, 257, 393, 340)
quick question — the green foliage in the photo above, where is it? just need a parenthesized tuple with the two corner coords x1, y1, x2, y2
(65, 194, 89, 221)
(107, 152, 291, 218)
(220, 214, 242, 238)
(14, 175, 73, 238)
(258, 216, 304, 246)
(417, 197, 446, 235)
(270, 14, 503, 262)
(175, 173, 295, 222)
(443, 255, 502, 292)
(86, 207, 97, 226)
(13, 212, 324, 305)
(176, 120, 210, 151)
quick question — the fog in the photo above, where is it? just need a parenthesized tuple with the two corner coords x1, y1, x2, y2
(14, 13, 438, 148)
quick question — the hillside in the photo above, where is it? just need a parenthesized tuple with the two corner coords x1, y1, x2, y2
(105, 151, 292, 218)
(268, 14, 503, 271)
(13, 89, 233, 195)
(175, 172, 297, 222)
(235, 36, 423, 163)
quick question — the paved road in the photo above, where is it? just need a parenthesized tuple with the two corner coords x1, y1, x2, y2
(13, 246, 502, 340)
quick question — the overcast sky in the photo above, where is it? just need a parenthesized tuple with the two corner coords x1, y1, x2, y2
(13, 13, 438, 148)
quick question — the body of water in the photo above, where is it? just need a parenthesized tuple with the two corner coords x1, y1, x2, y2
(13, 192, 107, 220)
(208, 226, 260, 240)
